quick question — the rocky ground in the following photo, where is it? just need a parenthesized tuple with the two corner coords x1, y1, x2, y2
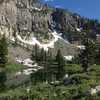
(8, 44, 31, 63)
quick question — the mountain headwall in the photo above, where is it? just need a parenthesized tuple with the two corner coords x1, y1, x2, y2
(0, 0, 99, 56)
(0, 0, 78, 35)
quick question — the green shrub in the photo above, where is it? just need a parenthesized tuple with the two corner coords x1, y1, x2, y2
(69, 74, 90, 84)
(65, 64, 83, 74)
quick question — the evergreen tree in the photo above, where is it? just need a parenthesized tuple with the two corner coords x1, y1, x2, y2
(31, 46, 35, 61)
(46, 49, 53, 69)
(31, 44, 39, 62)
(39, 48, 46, 62)
(0, 35, 8, 91)
(34, 44, 39, 61)
(0, 35, 8, 67)
(95, 48, 100, 64)
(46, 49, 55, 82)
(55, 49, 65, 80)
(40, 49, 48, 82)
(79, 33, 96, 72)
(0, 70, 7, 91)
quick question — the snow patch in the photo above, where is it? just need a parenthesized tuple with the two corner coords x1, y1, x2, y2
(16, 58, 43, 75)
(64, 56, 74, 61)
(23, 58, 33, 67)
(77, 45, 85, 49)
(31, 7, 42, 11)
(11, 37, 15, 42)
(76, 27, 83, 32)
(16, 31, 70, 51)
(16, 58, 23, 64)
(23, 68, 34, 75)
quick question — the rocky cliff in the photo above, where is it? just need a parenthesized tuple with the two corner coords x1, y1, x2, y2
(0, 0, 78, 37)
(0, 0, 98, 57)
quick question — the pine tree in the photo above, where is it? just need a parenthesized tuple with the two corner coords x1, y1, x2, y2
(31, 46, 35, 61)
(0, 70, 7, 91)
(0, 35, 8, 67)
(31, 44, 39, 62)
(79, 33, 96, 72)
(40, 48, 48, 82)
(46, 49, 54, 82)
(39, 48, 46, 62)
(95, 48, 100, 64)
(34, 44, 39, 61)
(55, 49, 65, 80)
(0, 35, 8, 91)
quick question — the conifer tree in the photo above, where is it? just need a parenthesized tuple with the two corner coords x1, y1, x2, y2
(46, 49, 54, 82)
(0, 35, 8, 90)
(35, 44, 39, 61)
(95, 48, 100, 64)
(56, 49, 65, 80)
(79, 33, 96, 72)
(39, 48, 46, 62)
(31, 46, 35, 61)
(31, 44, 39, 62)
(0, 35, 8, 67)
(40, 48, 48, 82)
(0, 70, 7, 91)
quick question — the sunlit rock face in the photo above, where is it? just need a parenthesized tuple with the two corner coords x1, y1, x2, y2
(0, 0, 17, 26)
(0, 0, 80, 55)
(0, 0, 78, 35)
(0, 0, 53, 35)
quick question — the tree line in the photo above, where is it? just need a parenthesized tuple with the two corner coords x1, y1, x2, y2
(30, 32, 100, 84)
(0, 31, 99, 90)
(30, 44, 66, 83)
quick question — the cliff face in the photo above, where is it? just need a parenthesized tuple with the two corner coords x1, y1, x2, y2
(0, 0, 98, 56)
(0, 0, 78, 35)
(52, 9, 77, 33)
(0, 0, 17, 27)
(0, 0, 84, 57)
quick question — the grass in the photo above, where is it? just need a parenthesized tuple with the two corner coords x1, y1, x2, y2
(65, 64, 83, 74)
(6, 63, 24, 74)
(0, 64, 99, 99)
(0, 83, 92, 100)
(0, 87, 27, 97)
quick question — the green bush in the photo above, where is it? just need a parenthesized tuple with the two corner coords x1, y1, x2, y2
(65, 64, 83, 74)
(69, 74, 90, 84)
(6, 63, 24, 73)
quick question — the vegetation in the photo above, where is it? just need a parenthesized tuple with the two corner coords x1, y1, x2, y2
(0, 83, 98, 100)
(0, 11, 100, 99)
(0, 35, 8, 68)
(6, 63, 24, 74)
(78, 33, 96, 72)
(0, 35, 8, 91)
(55, 49, 65, 80)
(64, 64, 83, 75)
(0, 32, 99, 99)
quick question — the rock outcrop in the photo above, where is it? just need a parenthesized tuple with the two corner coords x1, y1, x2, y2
(0, 0, 78, 36)
(0, 0, 97, 56)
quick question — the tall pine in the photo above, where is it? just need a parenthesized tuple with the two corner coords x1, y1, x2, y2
(0, 35, 7, 91)
(31, 44, 39, 62)
(56, 49, 65, 80)
(79, 33, 96, 72)
(0, 35, 8, 67)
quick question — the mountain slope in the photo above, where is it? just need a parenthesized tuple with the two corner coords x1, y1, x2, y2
(0, 0, 99, 60)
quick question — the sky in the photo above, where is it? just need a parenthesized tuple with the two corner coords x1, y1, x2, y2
(41, 0, 100, 20)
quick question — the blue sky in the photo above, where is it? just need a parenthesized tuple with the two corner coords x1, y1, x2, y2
(41, 0, 100, 20)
